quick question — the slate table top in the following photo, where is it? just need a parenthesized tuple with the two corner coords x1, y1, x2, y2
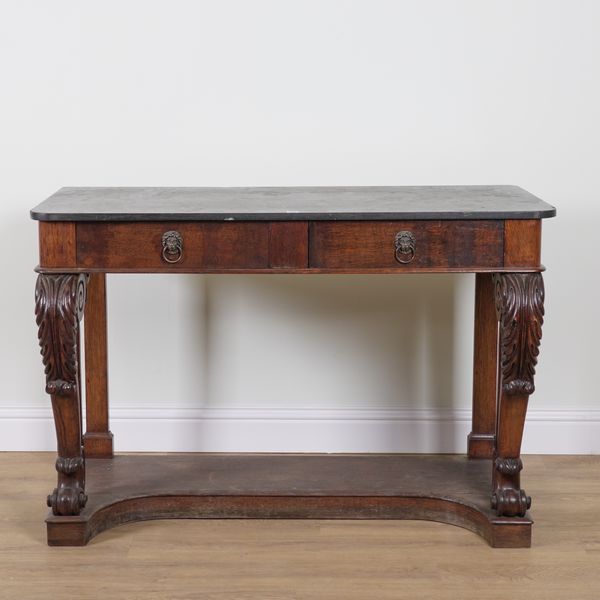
(31, 185, 556, 221)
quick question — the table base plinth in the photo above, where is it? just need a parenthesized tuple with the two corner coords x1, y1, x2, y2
(45, 454, 532, 548)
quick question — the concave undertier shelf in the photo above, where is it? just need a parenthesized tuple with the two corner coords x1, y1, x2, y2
(46, 454, 532, 547)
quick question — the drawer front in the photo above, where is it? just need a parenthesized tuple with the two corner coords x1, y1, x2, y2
(77, 222, 271, 270)
(309, 221, 503, 269)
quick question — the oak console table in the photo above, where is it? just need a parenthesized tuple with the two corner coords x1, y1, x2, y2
(31, 186, 555, 547)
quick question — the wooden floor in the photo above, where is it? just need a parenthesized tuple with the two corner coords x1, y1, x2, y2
(1, 454, 599, 599)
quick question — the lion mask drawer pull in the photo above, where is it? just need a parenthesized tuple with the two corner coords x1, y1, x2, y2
(394, 231, 416, 264)
(162, 231, 183, 263)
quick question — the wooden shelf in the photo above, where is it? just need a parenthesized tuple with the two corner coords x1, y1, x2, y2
(46, 454, 532, 548)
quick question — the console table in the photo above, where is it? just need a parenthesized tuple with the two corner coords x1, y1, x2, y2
(31, 186, 555, 547)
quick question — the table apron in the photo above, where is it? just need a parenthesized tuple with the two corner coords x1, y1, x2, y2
(37, 219, 543, 272)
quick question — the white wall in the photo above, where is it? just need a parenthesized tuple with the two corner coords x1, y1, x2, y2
(1, 1, 599, 452)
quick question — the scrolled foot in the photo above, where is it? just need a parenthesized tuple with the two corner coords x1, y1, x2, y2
(491, 488, 531, 517)
(47, 485, 88, 516)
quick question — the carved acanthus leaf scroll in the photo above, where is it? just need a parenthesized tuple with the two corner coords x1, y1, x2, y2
(494, 273, 544, 396)
(55, 457, 84, 475)
(35, 274, 87, 395)
(494, 457, 523, 476)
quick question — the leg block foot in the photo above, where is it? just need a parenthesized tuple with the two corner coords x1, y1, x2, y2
(83, 432, 114, 458)
(467, 433, 495, 459)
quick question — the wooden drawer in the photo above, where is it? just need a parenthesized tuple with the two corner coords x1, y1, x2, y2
(75, 222, 309, 270)
(309, 221, 504, 269)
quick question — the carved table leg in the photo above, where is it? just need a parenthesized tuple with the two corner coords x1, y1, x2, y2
(83, 273, 114, 458)
(468, 273, 498, 458)
(491, 272, 544, 517)
(35, 273, 88, 516)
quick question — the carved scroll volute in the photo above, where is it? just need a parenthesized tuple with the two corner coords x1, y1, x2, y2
(35, 273, 88, 515)
(493, 273, 545, 396)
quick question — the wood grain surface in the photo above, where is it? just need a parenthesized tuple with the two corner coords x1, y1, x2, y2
(83, 273, 113, 458)
(76, 222, 271, 270)
(38, 222, 76, 267)
(504, 219, 542, 267)
(35, 219, 547, 273)
(468, 273, 498, 458)
(310, 221, 503, 269)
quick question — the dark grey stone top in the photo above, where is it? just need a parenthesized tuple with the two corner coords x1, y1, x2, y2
(30, 186, 556, 221)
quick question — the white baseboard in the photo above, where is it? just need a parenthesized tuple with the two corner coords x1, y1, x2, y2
(1, 407, 599, 454)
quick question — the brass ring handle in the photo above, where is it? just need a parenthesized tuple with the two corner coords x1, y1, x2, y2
(162, 231, 183, 264)
(394, 231, 416, 264)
